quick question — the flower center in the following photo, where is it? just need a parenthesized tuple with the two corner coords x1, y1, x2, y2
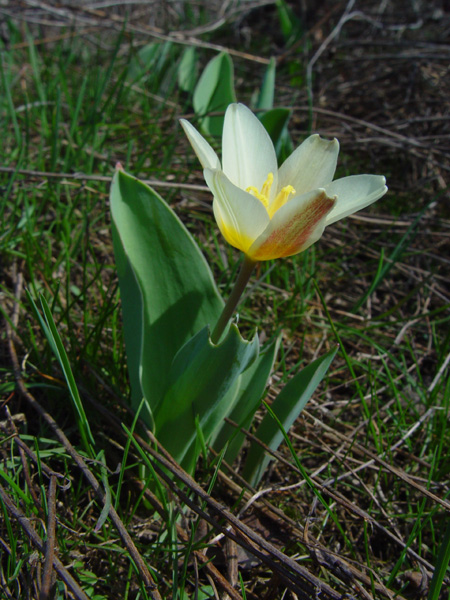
(246, 172, 273, 208)
(246, 172, 296, 217)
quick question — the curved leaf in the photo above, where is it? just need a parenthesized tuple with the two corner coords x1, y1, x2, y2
(110, 169, 224, 420)
(256, 57, 276, 111)
(212, 335, 281, 463)
(259, 107, 291, 162)
(193, 52, 236, 137)
(178, 46, 198, 93)
(155, 324, 259, 469)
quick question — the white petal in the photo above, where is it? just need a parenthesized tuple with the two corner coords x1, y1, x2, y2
(278, 134, 339, 196)
(324, 175, 387, 225)
(180, 119, 221, 170)
(204, 168, 270, 254)
(222, 103, 278, 194)
(248, 189, 335, 261)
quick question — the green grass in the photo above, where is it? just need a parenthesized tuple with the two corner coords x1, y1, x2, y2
(1, 5, 449, 600)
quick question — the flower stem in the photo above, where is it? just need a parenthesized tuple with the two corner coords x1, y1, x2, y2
(211, 256, 257, 344)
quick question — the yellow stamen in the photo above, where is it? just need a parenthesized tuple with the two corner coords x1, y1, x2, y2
(269, 184, 296, 218)
(246, 172, 274, 208)
(261, 172, 274, 200)
(246, 173, 295, 217)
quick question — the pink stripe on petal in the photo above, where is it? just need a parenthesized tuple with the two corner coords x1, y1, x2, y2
(249, 191, 335, 261)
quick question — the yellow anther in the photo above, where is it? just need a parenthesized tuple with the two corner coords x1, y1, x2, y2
(261, 172, 274, 199)
(277, 185, 296, 205)
(269, 184, 296, 218)
(246, 185, 264, 202)
(246, 173, 295, 217)
(246, 172, 274, 208)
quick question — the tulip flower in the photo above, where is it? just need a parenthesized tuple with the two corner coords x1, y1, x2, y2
(180, 103, 387, 262)
(181, 103, 387, 343)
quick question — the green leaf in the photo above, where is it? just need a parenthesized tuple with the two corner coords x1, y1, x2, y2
(178, 46, 198, 93)
(154, 324, 259, 470)
(259, 108, 291, 162)
(243, 345, 338, 486)
(110, 218, 146, 418)
(110, 169, 224, 422)
(275, 0, 304, 45)
(277, 126, 294, 165)
(180, 585, 215, 600)
(428, 521, 450, 600)
(193, 52, 236, 137)
(26, 291, 96, 457)
(127, 42, 173, 82)
(212, 336, 281, 464)
(256, 57, 276, 111)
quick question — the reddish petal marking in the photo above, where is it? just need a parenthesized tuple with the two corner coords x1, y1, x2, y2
(250, 192, 335, 261)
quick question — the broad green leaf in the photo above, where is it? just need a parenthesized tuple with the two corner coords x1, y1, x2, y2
(277, 126, 294, 165)
(110, 169, 224, 419)
(259, 108, 291, 162)
(111, 219, 146, 419)
(178, 46, 198, 93)
(243, 345, 338, 486)
(256, 57, 276, 111)
(127, 42, 160, 81)
(212, 336, 281, 464)
(193, 52, 236, 137)
(154, 324, 259, 470)
(127, 41, 173, 82)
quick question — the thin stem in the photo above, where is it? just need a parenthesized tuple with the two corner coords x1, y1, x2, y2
(211, 256, 257, 344)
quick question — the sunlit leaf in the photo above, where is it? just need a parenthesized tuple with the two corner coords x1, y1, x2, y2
(256, 57, 276, 111)
(193, 52, 236, 137)
(178, 46, 198, 93)
(110, 169, 224, 425)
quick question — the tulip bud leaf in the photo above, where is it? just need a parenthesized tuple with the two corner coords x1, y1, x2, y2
(110, 169, 224, 424)
(212, 335, 281, 464)
(193, 51, 236, 137)
(256, 57, 276, 111)
(154, 324, 259, 471)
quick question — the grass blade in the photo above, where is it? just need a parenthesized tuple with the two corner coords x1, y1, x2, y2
(27, 290, 95, 457)
(428, 521, 450, 600)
